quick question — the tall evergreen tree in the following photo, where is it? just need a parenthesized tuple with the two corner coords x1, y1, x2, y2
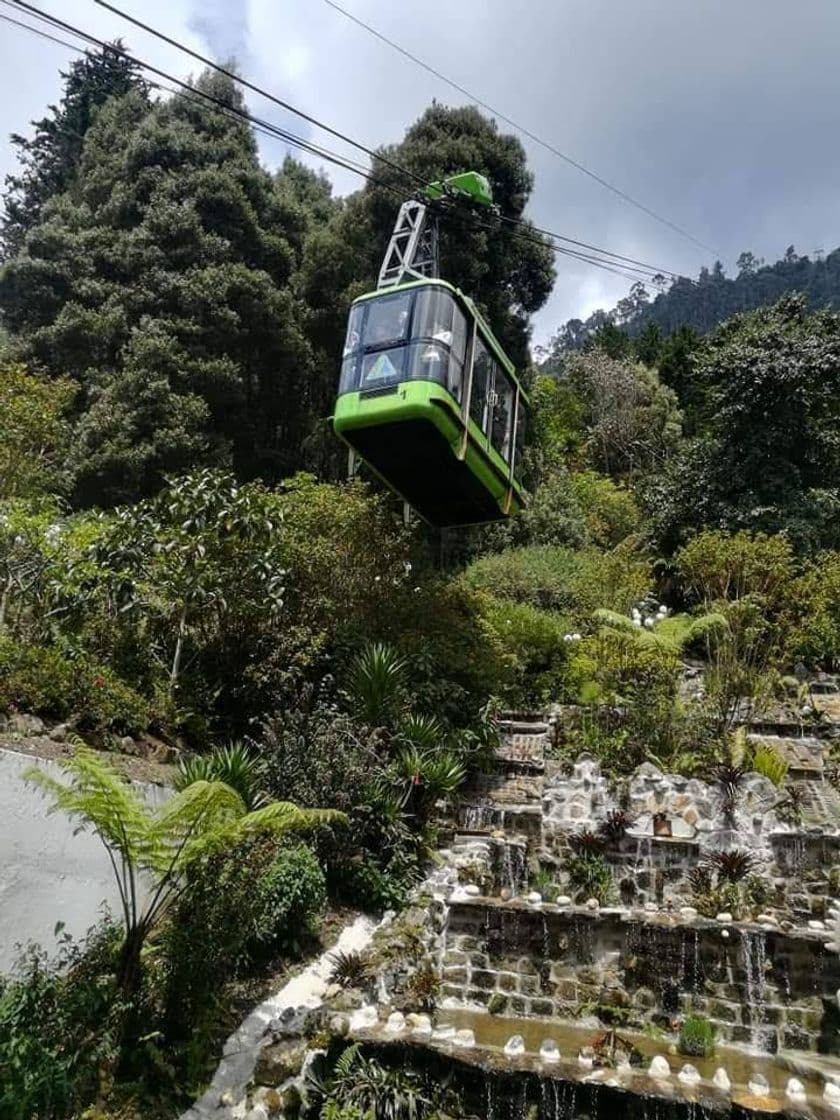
(1, 43, 147, 258)
(0, 72, 314, 505)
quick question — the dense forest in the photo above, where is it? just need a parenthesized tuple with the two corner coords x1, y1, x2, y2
(2, 41, 840, 1120)
(543, 244, 840, 357)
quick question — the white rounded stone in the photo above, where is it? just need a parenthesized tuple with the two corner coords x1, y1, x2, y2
(721, 929, 730, 940)
(756, 913, 777, 925)
(786, 1078, 807, 1100)
(648, 1055, 671, 1080)
(715, 912, 733, 923)
(385, 1011, 406, 1034)
(556, 895, 572, 906)
(410, 1014, 432, 1039)
(748, 1074, 770, 1097)
(585, 897, 600, 910)
(349, 1005, 378, 1032)
(825, 1081, 840, 1109)
(453, 1028, 475, 1049)
(578, 1052, 594, 1069)
(431, 1025, 456, 1042)
(808, 919, 826, 931)
(539, 1039, 560, 1062)
(679, 907, 699, 920)
(504, 1034, 525, 1058)
(712, 1068, 731, 1093)
(527, 891, 543, 906)
(463, 883, 481, 897)
(678, 1064, 701, 1085)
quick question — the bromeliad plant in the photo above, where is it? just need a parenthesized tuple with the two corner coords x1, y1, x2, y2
(26, 746, 344, 1001)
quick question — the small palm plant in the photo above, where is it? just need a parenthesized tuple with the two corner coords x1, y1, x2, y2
(176, 741, 268, 810)
(392, 745, 466, 823)
(348, 641, 407, 726)
(26, 746, 344, 1000)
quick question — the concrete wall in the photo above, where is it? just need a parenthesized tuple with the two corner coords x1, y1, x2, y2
(0, 747, 169, 972)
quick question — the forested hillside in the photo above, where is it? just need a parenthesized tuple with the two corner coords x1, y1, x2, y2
(3, 39, 840, 1120)
(544, 244, 840, 356)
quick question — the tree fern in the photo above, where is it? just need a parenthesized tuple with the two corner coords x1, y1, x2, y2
(26, 746, 344, 997)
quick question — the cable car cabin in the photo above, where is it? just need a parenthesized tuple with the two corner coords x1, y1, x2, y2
(333, 278, 527, 527)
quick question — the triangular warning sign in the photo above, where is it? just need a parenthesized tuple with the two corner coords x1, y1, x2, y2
(367, 353, 399, 382)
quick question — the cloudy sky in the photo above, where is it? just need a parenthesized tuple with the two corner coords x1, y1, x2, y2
(1, 0, 839, 346)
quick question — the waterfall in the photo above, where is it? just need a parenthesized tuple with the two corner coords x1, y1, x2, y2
(742, 929, 773, 1051)
(485, 1076, 497, 1120)
(501, 841, 527, 896)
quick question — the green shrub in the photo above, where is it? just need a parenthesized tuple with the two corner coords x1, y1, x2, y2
(0, 637, 149, 734)
(570, 471, 642, 548)
(567, 852, 612, 904)
(254, 844, 327, 953)
(478, 596, 570, 705)
(0, 923, 123, 1120)
(678, 1014, 716, 1058)
(463, 543, 650, 619)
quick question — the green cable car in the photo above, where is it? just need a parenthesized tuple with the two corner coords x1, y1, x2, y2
(332, 173, 527, 528)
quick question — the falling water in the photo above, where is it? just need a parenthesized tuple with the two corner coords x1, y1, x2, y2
(500, 841, 527, 896)
(742, 929, 773, 1051)
(464, 802, 498, 831)
(485, 1076, 497, 1120)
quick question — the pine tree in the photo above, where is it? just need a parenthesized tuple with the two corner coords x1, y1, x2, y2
(0, 72, 314, 505)
(1, 43, 147, 258)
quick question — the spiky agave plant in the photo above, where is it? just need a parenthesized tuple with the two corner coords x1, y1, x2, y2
(705, 848, 758, 884)
(568, 828, 606, 856)
(176, 741, 269, 810)
(396, 713, 445, 752)
(348, 641, 408, 727)
(328, 949, 373, 989)
(393, 745, 466, 821)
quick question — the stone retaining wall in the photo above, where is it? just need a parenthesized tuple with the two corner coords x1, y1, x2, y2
(441, 900, 840, 1054)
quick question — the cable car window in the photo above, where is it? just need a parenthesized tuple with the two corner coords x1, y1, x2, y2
(514, 398, 527, 477)
(491, 366, 514, 461)
(470, 338, 491, 433)
(415, 288, 468, 403)
(362, 290, 413, 349)
(359, 346, 406, 388)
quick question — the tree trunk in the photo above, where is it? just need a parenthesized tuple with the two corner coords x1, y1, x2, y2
(169, 607, 187, 691)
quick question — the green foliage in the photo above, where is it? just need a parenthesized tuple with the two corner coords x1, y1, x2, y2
(676, 530, 796, 607)
(678, 1014, 716, 1058)
(347, 642, 408, 726)
(312, 1042, 432, 1120)
(566, 852, 612, 904)
(463, 544, 650, 618)
(564, 350, 682, 479)
(478, 596, 570, 705)
(0, 362, 74, 500)
(328, 950, 373, 990)
(2, 43, 147, 256)
(26, 745, 343, 1001)
(750, 743, 788, 787)
(651, 298, 840, 551)
(176, 742, 268, 810)
(253, 843, 327, 952)
(0, 636, 149, 735)
(787, 551, 840, 669)
(0, 923, 124, 1120)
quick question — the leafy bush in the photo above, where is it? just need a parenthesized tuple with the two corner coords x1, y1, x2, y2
(0, 637, 149, 735)
(570, 470, 642, 548)
(328, 950, 373, 990)
(678, 1014, 716, 1058)
(463, 543, 650, 618)
(176, 741, 268, 810)
(676, 530, 796, 608)
(0, 923, 123, 1120)
(478, 596, 570, 705)
(254, 844, 327, 953)
(567, 852, 612, 903)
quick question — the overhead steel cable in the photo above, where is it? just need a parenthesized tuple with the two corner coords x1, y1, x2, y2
(90, 0, 430, 193)
(3, 0, 672, 286)
(320, 0, 719, 258)
(88, 0, 685, 282)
